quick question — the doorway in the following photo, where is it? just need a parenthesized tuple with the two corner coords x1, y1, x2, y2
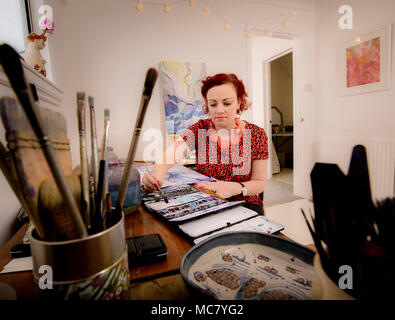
(269, 51, 294, 187)
(247, 33, 303, 197)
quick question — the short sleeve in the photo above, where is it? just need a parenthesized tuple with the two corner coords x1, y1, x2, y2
(251, 126, 269, 160)
(180, 120, 202, 152)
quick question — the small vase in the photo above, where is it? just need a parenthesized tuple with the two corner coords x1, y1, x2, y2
(23, 32, 47, 77)
(311, 254, 355, 300)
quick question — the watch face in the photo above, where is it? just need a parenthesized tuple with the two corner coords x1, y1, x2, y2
(242, 187, 247, 196)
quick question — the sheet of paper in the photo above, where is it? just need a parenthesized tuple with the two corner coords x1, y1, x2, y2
(0, 257, 33, 274)
(169, 201, 245, 222)
(179, 206, 258, 238)
(145, 191, 211, 211)
(265, 199, 314, 246)
(136, 163, 215, 188)
(193, 215, 285, 244)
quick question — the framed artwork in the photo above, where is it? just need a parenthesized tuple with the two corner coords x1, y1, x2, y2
(159, 61, 207, 135)
(339, 25, 392, 96)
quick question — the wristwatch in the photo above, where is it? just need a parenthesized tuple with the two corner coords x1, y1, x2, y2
(238, 182, 248, 196)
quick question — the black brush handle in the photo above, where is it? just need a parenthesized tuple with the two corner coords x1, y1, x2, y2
(93, 160, 106, 232)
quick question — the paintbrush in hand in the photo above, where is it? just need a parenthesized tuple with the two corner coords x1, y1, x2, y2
(143, 162, 168, 203)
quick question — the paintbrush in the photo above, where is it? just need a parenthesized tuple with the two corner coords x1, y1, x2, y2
(0, 138, 35, 230)
(0, 43, 88, 239)
(0, 140, 24, 202)
(38, 174, 83, 241)
(116, 68, 158, 212)
(88, 96, 99, 193)
(1, 96, 69, 239)
(103, 193, 112, 229)
(77, 91, 90, 228)
(143, 162, 168, 203)
(300, 208, 329, 273)
(100, 109, 110, 211)
(92, 159, 106, 233)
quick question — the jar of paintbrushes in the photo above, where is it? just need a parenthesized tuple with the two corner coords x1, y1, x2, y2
(0, 44, 130, 299)
(1, 45, 158, 299)
(30, 210, 130, 300)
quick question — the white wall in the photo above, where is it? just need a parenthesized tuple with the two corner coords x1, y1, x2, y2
(0, 0, 30, 53)
(43, 0, 317, 166)
(315, 0, 395, 199)
(1, 0, 319, 245)
(45, 0, 249, 167)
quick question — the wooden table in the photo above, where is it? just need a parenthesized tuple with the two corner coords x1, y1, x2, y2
(0, 204, 315, 300)
(0, 204, 194, 300)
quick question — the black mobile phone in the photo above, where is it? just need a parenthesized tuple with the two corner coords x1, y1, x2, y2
(126, 233, 168, 267)
(10, 238, 31, 258)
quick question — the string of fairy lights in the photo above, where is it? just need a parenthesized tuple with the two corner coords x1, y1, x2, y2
(134, 0, 302, 38)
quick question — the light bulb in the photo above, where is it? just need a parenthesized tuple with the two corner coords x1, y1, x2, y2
(290, 10, 296, 17)
(189, 0, 196, 7)
(136, 1, 143, 12)
(356, 37, 361, 43)
(267, 31, 273, 37)
(203, 5, 210, 13)
(164, 4, 171, 13)
(247, 31, 253, 39)
(224, 23, 230, 31)
(282, 21, 289, 29)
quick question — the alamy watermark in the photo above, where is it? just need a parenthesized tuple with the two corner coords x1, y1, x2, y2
(38, 264, 53, 290)
(38, 5, 54, 26)
(142, 127, 253, 175)
(338, 264, 353, 290)
(338, 5, 353, 30)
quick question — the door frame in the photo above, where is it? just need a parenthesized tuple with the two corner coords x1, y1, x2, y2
(263, 48, 293, 180)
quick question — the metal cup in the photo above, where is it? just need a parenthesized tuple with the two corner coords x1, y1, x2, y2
(30, 210, 129, 300)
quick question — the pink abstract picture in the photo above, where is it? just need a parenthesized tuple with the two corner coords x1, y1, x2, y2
(346, 37, 380, 88)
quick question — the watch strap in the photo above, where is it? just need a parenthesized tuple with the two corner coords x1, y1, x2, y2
(238, 182, 247, 196)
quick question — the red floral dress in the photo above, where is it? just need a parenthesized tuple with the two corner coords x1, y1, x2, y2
(181, 119, 269, 207)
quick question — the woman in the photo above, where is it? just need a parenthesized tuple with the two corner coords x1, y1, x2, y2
(142, 73, 268, 214)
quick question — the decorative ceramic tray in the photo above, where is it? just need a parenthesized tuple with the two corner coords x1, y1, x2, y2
(180, 232, 315, 300)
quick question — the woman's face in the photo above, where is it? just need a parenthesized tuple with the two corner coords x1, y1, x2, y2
(206, 83, 240, 130)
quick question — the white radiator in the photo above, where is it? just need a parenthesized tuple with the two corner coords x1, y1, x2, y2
(320, 137, 395, 202)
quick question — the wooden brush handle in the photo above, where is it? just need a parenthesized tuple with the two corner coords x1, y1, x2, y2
(89, 105, 99, 192)
(77, 100, 86, 135)
(77, 94, 90, 228)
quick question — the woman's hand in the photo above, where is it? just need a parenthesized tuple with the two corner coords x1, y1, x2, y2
(194, 181, 241, 199)
(142, 172, 162, 193)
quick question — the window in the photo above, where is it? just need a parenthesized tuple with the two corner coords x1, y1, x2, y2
(0, 0, 32, 53)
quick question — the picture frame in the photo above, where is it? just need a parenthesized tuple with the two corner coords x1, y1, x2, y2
(339, 24, 392, 96)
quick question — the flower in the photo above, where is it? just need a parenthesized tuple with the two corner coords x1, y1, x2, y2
(39, 17, 55, 35)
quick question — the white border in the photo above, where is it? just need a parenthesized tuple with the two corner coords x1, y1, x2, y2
(339, 24, 392, 96)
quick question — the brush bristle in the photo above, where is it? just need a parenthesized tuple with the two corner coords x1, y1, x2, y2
(77, 91, 86, 101)
(104, 108, 110, 118)
(144, 68, 158, 88)
(88, 96, 94, 108)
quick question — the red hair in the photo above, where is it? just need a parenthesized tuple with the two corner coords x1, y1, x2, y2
(201, 73, 251, 114)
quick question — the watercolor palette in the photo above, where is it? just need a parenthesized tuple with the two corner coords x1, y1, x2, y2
(180, 232, 315, 300)
(143, 184, 244, 222)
